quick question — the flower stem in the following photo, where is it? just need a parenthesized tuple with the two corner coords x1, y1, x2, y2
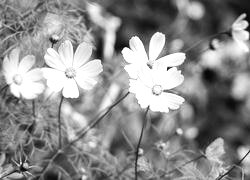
(183, 31, 229, 53)
(135, 106, 149, 180)
(32, 100, 36, 118)
(216, 149, 250, 180)
(64, 91, 130, 149)
(0, 84, 8, 96)
(58, 95, 64, 149)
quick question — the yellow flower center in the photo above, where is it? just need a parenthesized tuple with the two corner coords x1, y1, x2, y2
(13, 74, 23, 85)
(152, 85, 163, 96)
(65, 67, 76, 79)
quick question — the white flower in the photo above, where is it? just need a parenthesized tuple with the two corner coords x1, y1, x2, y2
(42, 40, 103, 98)
(2, 48, 45, 99)
(231, 13, 249, 52)
(129, 66, 184, 113)
(122, 32, 185, 79)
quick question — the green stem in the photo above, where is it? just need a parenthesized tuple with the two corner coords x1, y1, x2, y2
(58, 95, 64, 149)
(216, 149, 250, 180)
(63, 92, 130, 150)
(135, 106, 149, 180)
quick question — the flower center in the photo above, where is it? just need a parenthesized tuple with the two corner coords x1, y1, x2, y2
(65, 67, 76, 79)
(152, 85, 163, 96)
(147, 61, 154, 69)
(13, 74, 23, 85)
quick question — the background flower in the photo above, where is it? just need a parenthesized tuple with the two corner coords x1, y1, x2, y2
(2, 48, 44, 99)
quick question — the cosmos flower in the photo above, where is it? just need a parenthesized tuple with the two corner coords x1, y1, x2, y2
(231, 13, 249, 52)
(42, 40, 103, 98)
(129, 66, 184, 113)
(122, 32, 186, 79)
(2, 48, 45, 99)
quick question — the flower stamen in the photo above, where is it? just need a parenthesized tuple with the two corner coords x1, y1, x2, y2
(152, 85, 163, 96)
(13, 74, 23, 85)
(65, 67, 76, 79)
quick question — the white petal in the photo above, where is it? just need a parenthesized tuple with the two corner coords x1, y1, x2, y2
(3, 56, 15, 84)
(9, 48, 20, 68)
(124, 64, 139, 79)
(154, 53, 185, 70)
(121, 47, 137, 64)
(42, 68, 66, 92)
(233, 13, 247, 26)
(10, 84, 21, 98)
(24, 68, 43, 82)
(77, 60, 103, 77)
(19, 81, 45, 99)
(150, 92, 184, 112)
(75, 75, 98, 90)
(154, 67, 184, 90)
(44, 48, 66, 71)
(129, 36, 148, 63)
(18, 55, 35, 75)
(73, 42, 92, 68)
(233, 30, 249, 41)
(132, 81, 152, 109)
(137, 66, 154, 88)
(234, 39, 249, 52)
(58, 40, 74, 67)
(149, 32, 165, 61)
(62, 79, 79, 98)
(232, 20, 249, 30)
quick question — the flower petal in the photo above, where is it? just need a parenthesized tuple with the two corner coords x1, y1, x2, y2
(137, 66, 154, 88)
(77, 60, 103, 77)
(122, 47, 137, 64)
(75, 75, 98, 90)
(154, 67, 184, 90)
(149, 32, 165, 61)
(232, 20, 249, 30)
(44, 48, 66, 71)
(73, 42, 92, 68)
(42, 68, 67, 92)
(24, 68, 44, 82)
(233, 13, 247, 26)
(234, 39, 249, 52)
(19, 81, 45, 99)
(10, 84, 21, 98)
(233, 30, 249, 41)
(154, 53, 185, 70)
(9, 48, 20, 69)
(18, 55, 35, 75)
(124, 64, 139, 79)
(58, 40, 74, 67)
(129, 36, 148, 63)
(3, 56, 15, 84)
(62, 79, 79, 98)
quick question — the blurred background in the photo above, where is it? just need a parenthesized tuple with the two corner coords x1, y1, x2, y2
(1, 0, 250, 179)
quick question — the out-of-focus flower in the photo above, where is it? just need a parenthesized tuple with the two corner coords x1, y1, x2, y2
(231, 13, 249, 52)
(42, 13, 65, 42)
(122, 32, 185, 79)
(174, 0, 205, 20)
(86, 2, 121, 60)
(129, 66, 184, 113)
(231, 73, 250, 100)
(2, 48, 45, 99)
(184, 126, 199, 139)
(42, 40, 103, 98)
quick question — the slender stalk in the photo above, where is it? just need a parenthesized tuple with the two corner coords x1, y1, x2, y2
(135, 106, 149, 180)
(58, 95, 64, 149)
(0, 84, 8, 95)
(32, 100, 36, 118)
(183, 31, 229, 53)
(217, 149, 250, 180)
(64, 92, 130, 149)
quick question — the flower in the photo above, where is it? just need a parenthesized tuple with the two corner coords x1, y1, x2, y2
(122, 32, 185, 79)
(42, 40, 103, 98)
(129, 66, 184, 113)
(231, 13, 249, 52)
(2, 48, 45, 99)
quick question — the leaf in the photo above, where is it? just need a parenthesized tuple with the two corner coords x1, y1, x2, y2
(205, 137, 225, 164)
